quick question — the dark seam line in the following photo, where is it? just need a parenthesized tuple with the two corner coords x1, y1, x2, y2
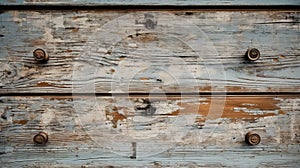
(0, 92, 299, 97)
(0, 5, 300, 11)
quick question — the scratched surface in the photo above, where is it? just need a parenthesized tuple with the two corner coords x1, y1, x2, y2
(0, 4, 300, 167)
(0, 96, 299, 167)
(0, 11, 299, 93)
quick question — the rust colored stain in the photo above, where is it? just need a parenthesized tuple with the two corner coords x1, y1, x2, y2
(199, 85, 212, 91)
(170, 110, 180, 116)
(36, 82, 67, 88)
(65, 49, 73, 53)
(199, 85, 254, 92)
(178, 97, 284, 122)
(72, 16, 79, 20)
(13, 120, 28, 125)
(225, 86, 248, 92)
(36, 82, 54, 87)
(110, 112, 127, 128)
(140, 77, 149, 80)
(197, 84, 297, 92)
(106, 107, 127, 128)
(279, 110, 286, 114)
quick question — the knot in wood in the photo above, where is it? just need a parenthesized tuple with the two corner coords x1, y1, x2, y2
(0, 63, 17, 86)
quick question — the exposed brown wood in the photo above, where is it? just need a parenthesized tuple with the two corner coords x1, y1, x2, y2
(0, 95, 299, 166)
(0, 10, 299, 93)
(0, 3, 299, 167)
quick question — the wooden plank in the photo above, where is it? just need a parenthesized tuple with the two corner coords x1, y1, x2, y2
(1, 0, 300, 6)
(1, 149, 299, 167)
(0, 10, 299, 93)
(0, 95, 299, 166)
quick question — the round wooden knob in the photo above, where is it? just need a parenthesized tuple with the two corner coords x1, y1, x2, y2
(245, 48, 260, 61)
(33, 48, 49, 63)
(33, 132, 48, 145)
(245, 131, 261, 145)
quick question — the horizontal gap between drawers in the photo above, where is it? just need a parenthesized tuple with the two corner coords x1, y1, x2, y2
(0, 92, 299, 97)
(0, 5, 299, 11)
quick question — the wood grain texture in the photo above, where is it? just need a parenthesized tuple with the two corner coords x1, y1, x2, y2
(0, 3, 299, 167)
(0, 10, 299, 93)
(1, 0, 300, 6)
(0, 95, 299, 167)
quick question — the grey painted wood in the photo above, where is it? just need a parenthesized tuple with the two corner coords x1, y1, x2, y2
(0, 7, 299, 167)
(0, 10, 299, 93)
(1, 0, 300, 6)
(0, 95, 299, 167)
(0, 96, 300, 167)
(1, 149, 299, 167)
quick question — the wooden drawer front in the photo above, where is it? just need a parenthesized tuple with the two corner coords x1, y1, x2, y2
(0, 96, 299, 167)
(0, 11, 299, 93)
(0, 5, 299, 167)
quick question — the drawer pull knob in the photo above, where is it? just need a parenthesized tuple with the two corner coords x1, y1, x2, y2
(33, 132, 48, 145)
(33, 48, 49, 63)
(245, 48, 260, 61)
(245, 131, 261, 145)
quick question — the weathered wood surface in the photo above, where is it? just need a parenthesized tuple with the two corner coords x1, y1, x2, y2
(0, 95, 299, 167)
(1, 0, 300, 6)
(0, 10, 299, 93)
(1, 3, 299, 167)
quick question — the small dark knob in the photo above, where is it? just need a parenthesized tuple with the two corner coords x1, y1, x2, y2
(245, 48, 260, 61)
(33, 132, 48, 145)
(33, 48, 49, 63)
(245, 131, 261, 145)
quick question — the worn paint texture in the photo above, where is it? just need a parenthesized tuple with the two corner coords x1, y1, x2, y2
(0, 11, 299, 93)
(0, 5, 299, 168)
(0, 96, 299, 166)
